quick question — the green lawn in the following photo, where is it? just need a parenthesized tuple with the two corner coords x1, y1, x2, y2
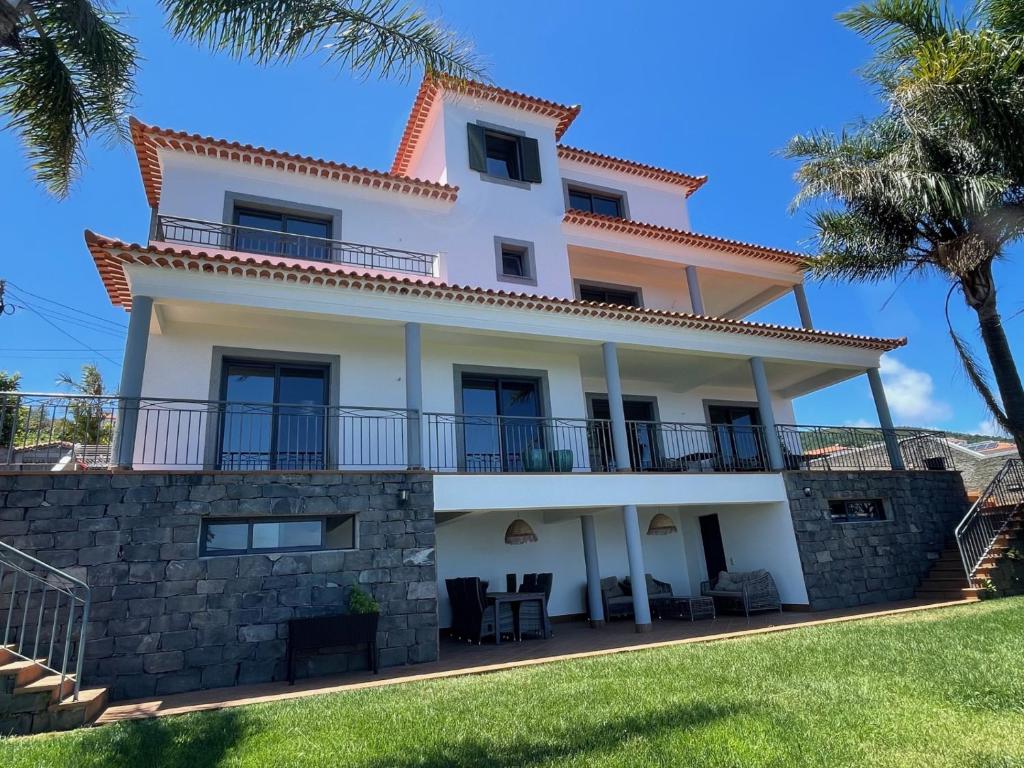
(3, 599, 1024, 768)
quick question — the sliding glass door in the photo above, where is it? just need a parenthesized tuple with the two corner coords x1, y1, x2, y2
(460, 375, 543, 472)
(219, 360, 329, 470)
(707, 404, 765, 470)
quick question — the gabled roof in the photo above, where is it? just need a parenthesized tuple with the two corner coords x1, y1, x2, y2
(129, 118, 459, 209)
(391, 77, 581, 176)
(558, 145, 707, 197)
(85, 231, 904, 352)
(563, 210, 806, 269)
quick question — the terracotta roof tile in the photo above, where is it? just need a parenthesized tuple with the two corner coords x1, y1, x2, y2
(85, 231, 903, 352)
(391, 77, 581, 176)
(129, 118, 458, 209)
(563, 210, 806, 268)
(558, 145, 707, 197)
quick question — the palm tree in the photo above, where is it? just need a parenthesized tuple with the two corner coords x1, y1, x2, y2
(785, 0, 1024, 456)
(1, 0, 482, 197)
(57, 363, 109, 443)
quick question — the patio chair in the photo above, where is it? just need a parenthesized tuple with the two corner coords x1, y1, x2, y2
(623, 573, 674, 617)
(518, 572, 552, 638)
(599, 576, 637, 621)
(445, 577, 514, 644)
(700, 570, 782, 617)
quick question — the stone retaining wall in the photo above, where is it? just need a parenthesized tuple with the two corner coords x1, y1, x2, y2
(0, 471, 436, 701)
(784, 471, 968, 609)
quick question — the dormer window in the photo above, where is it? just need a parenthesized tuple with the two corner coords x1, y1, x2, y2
(567, 186, 626, 218)
(468, 123, 542, 186)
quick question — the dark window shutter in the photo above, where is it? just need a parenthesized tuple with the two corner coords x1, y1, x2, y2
(520, 136, 542, 183)
(467, 123, 487, 173)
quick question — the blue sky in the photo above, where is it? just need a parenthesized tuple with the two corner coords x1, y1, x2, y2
(0, 0, 1017, 435)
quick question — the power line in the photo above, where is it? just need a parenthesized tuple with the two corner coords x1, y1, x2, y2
(5, 282, 126, 330)
(0, 347, 123, 352)
(5, 291, 126, 337)
(12, 300, 122, 367)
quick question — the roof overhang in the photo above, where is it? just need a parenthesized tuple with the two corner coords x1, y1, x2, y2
(129, 118, 459, 210)
(391, 77, 581, 176)
(557, 145, 707, 197)
(85, 231, 905, 357)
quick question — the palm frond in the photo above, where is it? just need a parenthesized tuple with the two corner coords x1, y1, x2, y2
(945, 285, 1013, 432)
(839, 0, 955, 48)
(161, 0, 484, 82)
(976, 0, 1024, 35)
(0, 0, 136, 197)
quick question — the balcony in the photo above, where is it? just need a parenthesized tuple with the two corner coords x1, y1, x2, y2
(155, 215, 438, 277)
(0, 394, 956, 474)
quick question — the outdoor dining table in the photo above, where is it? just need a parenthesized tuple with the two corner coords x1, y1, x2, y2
(485, 591, 550, 644)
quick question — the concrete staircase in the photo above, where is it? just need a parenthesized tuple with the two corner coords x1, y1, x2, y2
(915, 544, 980, 601)
(0, 645, 108, 735)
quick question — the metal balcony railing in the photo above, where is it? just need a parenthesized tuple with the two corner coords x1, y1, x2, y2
(0, 392, 958, 476)
(776, 424, 957, 471)
(156, 215, 438, 277)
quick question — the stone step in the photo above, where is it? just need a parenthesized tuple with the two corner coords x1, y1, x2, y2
(0, 658, 47, 689)
(15, 674, 76, 704)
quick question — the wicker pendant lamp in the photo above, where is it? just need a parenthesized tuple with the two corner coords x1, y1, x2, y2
(504, 518, 538, 545)
(646, 513, 678, 536)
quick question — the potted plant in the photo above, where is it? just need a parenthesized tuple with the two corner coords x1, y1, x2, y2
(338, 587, 380, 645)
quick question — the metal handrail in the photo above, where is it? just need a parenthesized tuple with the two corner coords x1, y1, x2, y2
(0, 540, 91, 701)
(156, 214, 439, 277)
(955, 458, 1024, 584)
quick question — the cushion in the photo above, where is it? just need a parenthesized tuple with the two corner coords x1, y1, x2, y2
(607, 595, 633, 606)
(646, 574, 671, 595)
(715, 572, 740, 591)
(600, 576, 624, 598)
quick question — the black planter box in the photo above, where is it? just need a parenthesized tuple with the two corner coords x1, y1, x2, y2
(287, 612, 380, 683)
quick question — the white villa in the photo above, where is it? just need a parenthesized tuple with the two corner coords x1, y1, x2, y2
(0, 78, 973, 718)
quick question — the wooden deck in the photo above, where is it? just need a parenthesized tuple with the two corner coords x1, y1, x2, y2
(97, 598, 969, 726)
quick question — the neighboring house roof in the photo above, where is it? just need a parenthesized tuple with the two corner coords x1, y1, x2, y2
(563, 210, 806, 269)
(391, 77, 581, 176)
(129, 118, 459, 210)
(557, 145, 707, 197)
(85, 231, 906, 352)
(961, 440, 1017, 457)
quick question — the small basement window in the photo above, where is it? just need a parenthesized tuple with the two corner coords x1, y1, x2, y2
(201, 516, 355, 555)
(828, 499, 886, 523)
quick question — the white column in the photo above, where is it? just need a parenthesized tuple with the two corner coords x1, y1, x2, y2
(793, 284, 813, 330)
(622, 504, 652, 630)
(112, 295, 153, 468)
(750, 356, 785, 471)
(601, 341, 652, 631)
(405, 322, 423, 469)
(686, 265, 705, 315)
(601, 342, 631, 472)
(867, 367, 905, 470)
(580, 515, 605, 627)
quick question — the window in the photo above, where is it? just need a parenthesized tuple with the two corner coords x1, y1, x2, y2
(828, 498, 886, 523)
(576, 283, 641, 307)
(493, 237, 536, 285)
(219, 359, 329, 471)
(467, 124, 542, 184)
(233, 207, 333, 261)
(460, 374, 543, 472)
(568, 187, 624, 218)
(201, 517, 355, 555)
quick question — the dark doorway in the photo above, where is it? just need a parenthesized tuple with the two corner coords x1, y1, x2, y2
(460, 374, 543, 472)
(590, 397, 658, 470)
(706, 403, 765, 470)
(699, 513, 728, 580)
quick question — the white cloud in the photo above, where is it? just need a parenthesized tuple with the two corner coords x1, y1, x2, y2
(844, 418, 876, 428)
(975, 416, 1009, 438)
(878, 357, 953, 425)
